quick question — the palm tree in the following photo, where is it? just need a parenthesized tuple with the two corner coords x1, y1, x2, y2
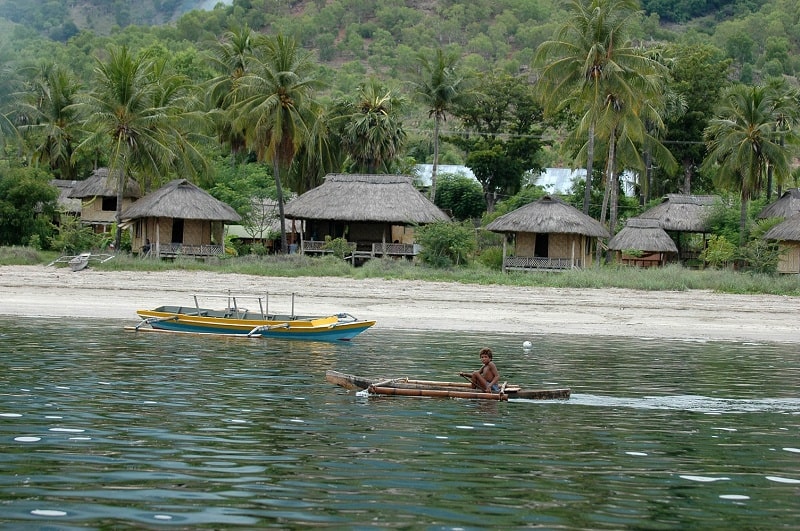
(288, 109, 342, 195)
(332, 78, 407, 174)
(702, 84, 797, 246)
(78, 46, 208, 249)
(0, 63, 22, 148)
(16, 63, 82, 180)
(231, 34, 322, 254)
(205, 24, 261, 162)
(410, 48, 466, 203)
(592, 60, 674, 236)
(763, 77, 800, 200)
(535, 0, 642, 215)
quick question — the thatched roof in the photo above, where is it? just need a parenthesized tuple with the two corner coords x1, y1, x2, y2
(68, 168, 142, 199)
(121, 179, 241, 222)
(284, 174, 449, 223)
(763, 213, 800, 241)
(50, 180, 82, 213)
(638, 194, 718, 232)
(758, 188, 800, 219)
(607, 218, 678, 253)
(485, 195, 610, 237)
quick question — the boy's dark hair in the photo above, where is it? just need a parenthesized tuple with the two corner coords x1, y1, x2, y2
(479, 347, 493, 359)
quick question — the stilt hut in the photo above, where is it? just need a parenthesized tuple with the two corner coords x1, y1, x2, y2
(121, 179, 241, 259)
(607, 218, 678, 267)
(638, 194, 718, 263)
(284, 174, 449, 259)
(68, 168, 141, 233)
(757, 188, 800, 220)
(763, 213, 800, 273)
(485, 195, 609, 272)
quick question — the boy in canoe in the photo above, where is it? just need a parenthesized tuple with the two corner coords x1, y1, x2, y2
(460, 347, 500, 393)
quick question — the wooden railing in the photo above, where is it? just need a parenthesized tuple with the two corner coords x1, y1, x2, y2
(371, 242, 418, 257)
(301, 240, 418, 258)
(301, 240, 356, 254)
(504, 256, 582, 271)
(157, 243, 225, 258)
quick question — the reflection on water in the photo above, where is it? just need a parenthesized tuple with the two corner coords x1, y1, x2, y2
(0, 317, 798, 528)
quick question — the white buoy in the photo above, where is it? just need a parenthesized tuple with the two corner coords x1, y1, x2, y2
(522, 340, 532, 349)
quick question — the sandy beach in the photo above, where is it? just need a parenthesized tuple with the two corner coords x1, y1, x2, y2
(0, 265, 797, 343)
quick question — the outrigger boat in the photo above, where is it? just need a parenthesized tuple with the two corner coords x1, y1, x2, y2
(127, 293, 375, 341)
(326, 370, 570, 401)
(48, 252, 115, 272)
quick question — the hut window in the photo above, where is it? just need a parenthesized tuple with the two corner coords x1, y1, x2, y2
(534, 233, 549, 257)
(172, 218, 184, 243)
(101, 197, 116, 211)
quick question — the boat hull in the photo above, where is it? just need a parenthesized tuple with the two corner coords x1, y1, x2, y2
(326, 370, 570, 400)
(135, 308, 375, 341)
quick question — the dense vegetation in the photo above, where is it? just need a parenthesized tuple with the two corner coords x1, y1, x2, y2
(1, 0, 799, 277)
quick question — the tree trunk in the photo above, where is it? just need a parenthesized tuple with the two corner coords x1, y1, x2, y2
(683, 158, 692, 195)
(114, 168, 124, 251)
(641, 148, 651, 206)
(582, 122, 595, 215)
(273, 158, 288, 254)
(739, 190, 749, 248)
(430, 116, 440, 204)
(766, 162, 773, 202)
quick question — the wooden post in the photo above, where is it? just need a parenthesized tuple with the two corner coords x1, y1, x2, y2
(502, 234, 508, 273)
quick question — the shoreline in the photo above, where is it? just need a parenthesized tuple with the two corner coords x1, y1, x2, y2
(0, 265, 798, 343)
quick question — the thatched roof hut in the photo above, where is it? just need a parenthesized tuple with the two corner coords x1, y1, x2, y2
(485, 195, 609, 271)
(763, 213, 800, 241)
(68, 168, 141, 199)
(121, 179, 240, 222)
(763, 213, 800, 274)
(284, 174, 449, 223)
(50, 180, 81, 214)
(639, 194, 718, 232)
(485, 195, 609, 237)
(758, 188, 800, 220)
(607, 218, 678, 253)
(122, 179, 240, 258)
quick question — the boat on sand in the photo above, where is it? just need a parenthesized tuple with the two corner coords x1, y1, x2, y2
(326, 370, 570, 401)
(48, 252, 115, 271)
(127, 293, 375, 341)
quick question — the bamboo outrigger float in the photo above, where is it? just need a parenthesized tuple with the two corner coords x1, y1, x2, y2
(326, 370, 570, 401)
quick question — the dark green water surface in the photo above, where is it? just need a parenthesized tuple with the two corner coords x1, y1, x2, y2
(1, 317, 798, 529)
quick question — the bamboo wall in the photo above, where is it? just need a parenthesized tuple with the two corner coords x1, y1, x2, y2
(79, 197, 135, 224)
(132, 217, 222, 254)
(515, 232, 591, 265)
(777, 242, 800, 274)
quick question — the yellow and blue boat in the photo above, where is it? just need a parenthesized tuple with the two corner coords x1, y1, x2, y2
(128, 293, 375, 341)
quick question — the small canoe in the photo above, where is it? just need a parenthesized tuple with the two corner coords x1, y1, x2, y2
(326, 370, 570, 401)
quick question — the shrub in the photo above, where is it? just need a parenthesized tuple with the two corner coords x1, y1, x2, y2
(323, 236, 353, 259)
(700, 235, 736, 268)
(51, 215, 100, 254)
(416, 221, 477, 267)
(477, 246, 504, 269)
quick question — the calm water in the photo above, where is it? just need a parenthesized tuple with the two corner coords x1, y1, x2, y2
(1, 317, 799, 529)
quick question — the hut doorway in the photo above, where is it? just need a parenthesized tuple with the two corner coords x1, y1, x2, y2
(172, 218, 184, 243)
(535, 233, 549, 257)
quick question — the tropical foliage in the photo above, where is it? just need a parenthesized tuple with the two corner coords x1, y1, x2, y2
(1, 0, 800, 273)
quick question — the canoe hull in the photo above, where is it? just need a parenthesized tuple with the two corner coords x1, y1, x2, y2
(326, 370, 570, 400)
(135, 308, 375, 341)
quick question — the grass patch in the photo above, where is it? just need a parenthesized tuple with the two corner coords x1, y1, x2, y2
(5, 247, 800, 296)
